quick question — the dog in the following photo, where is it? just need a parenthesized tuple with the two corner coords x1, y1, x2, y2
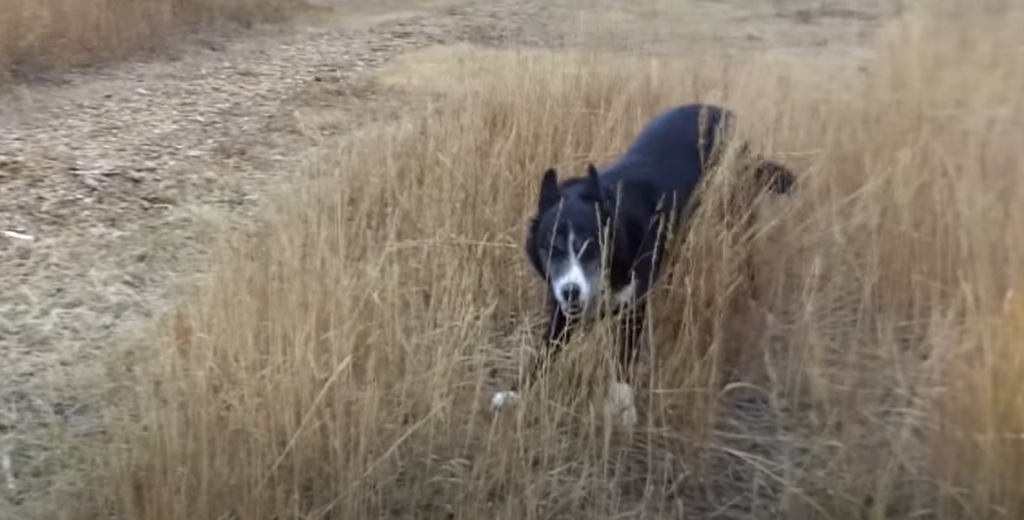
(490, 103, 795, 425)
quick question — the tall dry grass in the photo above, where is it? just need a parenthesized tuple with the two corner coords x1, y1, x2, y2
(85, 1, 1024, 519)
(0, 0, 303, 83)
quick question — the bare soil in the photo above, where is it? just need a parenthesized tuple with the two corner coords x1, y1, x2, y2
(0, 0, 884, 514)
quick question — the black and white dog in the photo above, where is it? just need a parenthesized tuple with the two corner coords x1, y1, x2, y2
(491, 104, 795, 425)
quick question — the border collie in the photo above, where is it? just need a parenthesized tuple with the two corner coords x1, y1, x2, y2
(490, 104, 796, 426)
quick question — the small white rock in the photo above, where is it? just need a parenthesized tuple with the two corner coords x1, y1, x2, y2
(2, 230, 34, 241)
(1, 447, 15, 493)
(490, 391, 519, 412)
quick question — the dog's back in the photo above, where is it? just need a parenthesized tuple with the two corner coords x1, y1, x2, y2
(599, 104, 733, 215)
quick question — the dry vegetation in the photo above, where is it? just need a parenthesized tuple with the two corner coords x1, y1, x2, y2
(33, 0, 1024, 518)
(0, 0, 303, 83)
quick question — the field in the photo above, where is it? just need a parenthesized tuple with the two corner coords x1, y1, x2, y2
(2, 0, 1023, 519)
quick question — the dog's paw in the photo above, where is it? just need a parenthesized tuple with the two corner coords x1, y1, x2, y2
(606, 382, 638, 428)
(490, 391, 520, 412)
(618, 404, 638, 428)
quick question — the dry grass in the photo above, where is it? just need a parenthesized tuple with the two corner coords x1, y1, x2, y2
(0, 0, 304, 84)
(76, 1, 1024, 519)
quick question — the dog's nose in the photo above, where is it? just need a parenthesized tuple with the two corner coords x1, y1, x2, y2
(560, 283, 582, 304)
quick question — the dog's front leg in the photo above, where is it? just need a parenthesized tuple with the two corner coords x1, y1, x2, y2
(615, 304, 647, 385)
(606, 305, 645, 428)
(491, 298, 573, 412)
(521, 300, 574, 391)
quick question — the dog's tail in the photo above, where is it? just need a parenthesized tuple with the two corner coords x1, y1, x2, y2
(738, 142, 796, 195)
(753, 157, 795, 194)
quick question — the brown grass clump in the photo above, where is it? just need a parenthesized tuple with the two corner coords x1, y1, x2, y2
(87, 1, 1024, 519)
(0, 0, 303, 83)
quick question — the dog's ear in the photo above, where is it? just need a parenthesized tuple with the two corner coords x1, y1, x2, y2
(585, 163, 612, 214)
(586, 163, 601, 194)
(537, 168, 561, 212)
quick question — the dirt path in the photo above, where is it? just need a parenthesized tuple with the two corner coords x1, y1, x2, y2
(0, 0, 883, 513)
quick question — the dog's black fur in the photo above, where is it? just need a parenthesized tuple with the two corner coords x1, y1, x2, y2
(508, 103, 795, 400)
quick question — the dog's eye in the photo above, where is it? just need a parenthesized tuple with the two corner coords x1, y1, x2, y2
(547, 236, 566, 255)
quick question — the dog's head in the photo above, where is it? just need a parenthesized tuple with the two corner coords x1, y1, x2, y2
(526, 164, 612, 318)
